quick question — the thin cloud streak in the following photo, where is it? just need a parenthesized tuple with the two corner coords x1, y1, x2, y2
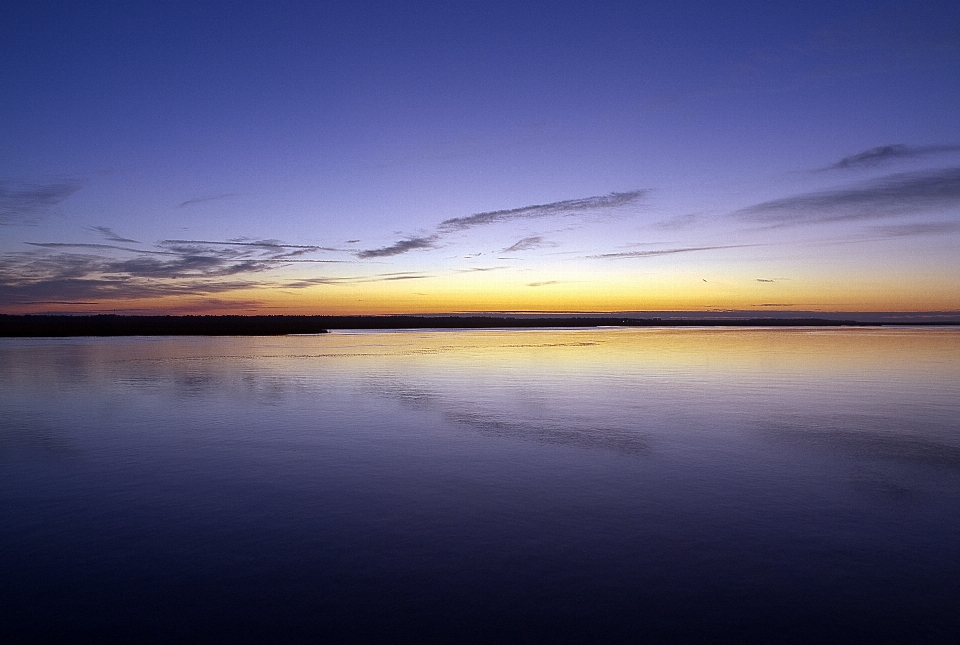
(589, 244, 757, 259)
(651, 213, 701, 230)
(281, 272, 433, 289)
(25, 242, 171, 254)
(356, 235, 439, 258)
(355, 189, 649, 259)
(280, 277, 352, 288)
(0, 179, 83, 223)
(527, 280, 564, 287)
(89, 226, 140, 243)
(162, 239, 336, 251)
(438, 190, 649, 233)
(18, 301, 101, 306)
(456, 266, 509, 273)
(501, 236, 547, 253)
(823, 144, 960, 171)
(158, 240, 319, 262)
(177, 194, 236, 208)
(370, 274, 431, 281)
(735, 167, 960, 225)
(0, 273, 264, 304)
(265, 258, 346, 263)
(871, 221, 960, 237)
(871, 222, 960, 238)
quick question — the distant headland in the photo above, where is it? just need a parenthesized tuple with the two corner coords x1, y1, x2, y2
(2, 314, 958, 337)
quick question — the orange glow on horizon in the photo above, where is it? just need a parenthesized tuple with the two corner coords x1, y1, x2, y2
(6, 268, 959, 316)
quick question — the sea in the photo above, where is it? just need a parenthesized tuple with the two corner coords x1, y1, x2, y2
(2, 327, 959, 643)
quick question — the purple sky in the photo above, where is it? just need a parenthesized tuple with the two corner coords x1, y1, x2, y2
(2, 1, 959, 313)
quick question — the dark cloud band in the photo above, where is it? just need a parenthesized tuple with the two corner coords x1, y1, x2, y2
(0, 179, 83, 223)
(356, 236, 439, 258)
(0, 235, 343, 305)
(356, 189, 649, 259)
(438, 190, 649, 233)
(823, 144, 960, 171)
(735, 167, 960, 225)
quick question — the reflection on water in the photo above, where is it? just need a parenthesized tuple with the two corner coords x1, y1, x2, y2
(2, 328, 960, 643)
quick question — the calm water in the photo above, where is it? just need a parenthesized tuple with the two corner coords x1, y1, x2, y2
(2, 328, 960, 643)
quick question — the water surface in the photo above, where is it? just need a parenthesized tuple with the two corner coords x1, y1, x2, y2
(2, 328, 959, 643)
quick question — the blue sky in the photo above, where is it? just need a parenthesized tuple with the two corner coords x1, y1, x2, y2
(2, 1, 959, 313)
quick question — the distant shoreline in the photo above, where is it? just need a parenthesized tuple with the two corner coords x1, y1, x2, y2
(2, 314, 959, 337)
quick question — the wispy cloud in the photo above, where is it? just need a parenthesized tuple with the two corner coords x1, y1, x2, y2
(1, 236, 338, 306)
(456, 266, 508, 273)
(527, 280, 565, 287)
(25, 242, 165, 254)
(355, 189, 649, 259)
(590, 244, 756, 259)
(438, 190, 649, 233)
(651, 213, 702, 230)
(356, 235, 439, 258)
(17, 301, 101, 306)
(501, 235, 547, 253)
(88, 226, 140, 243)
(280, 272, 433, 289)
(279, 276, 352, 288)
(822, 144, 960, 171)
(735, 167, 960, 225)
(0, 179, 82, 224)
(161, 238, 336, 252)
(177, 193, 235, 208)
(364, 271, 431, 281)
(870, 221, 960, 237)
(0, 263, 263, 304)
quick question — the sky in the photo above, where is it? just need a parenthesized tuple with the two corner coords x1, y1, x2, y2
(2, 0, 959, 315)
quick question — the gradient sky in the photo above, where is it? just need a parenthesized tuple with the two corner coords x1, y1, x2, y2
(2, 1, 959, 314)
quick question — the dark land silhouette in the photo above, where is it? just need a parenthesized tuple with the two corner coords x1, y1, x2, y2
(3, 314, 953, 336)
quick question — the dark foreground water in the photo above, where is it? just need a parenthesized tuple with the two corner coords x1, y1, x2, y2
(2, 328, 959, 644)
